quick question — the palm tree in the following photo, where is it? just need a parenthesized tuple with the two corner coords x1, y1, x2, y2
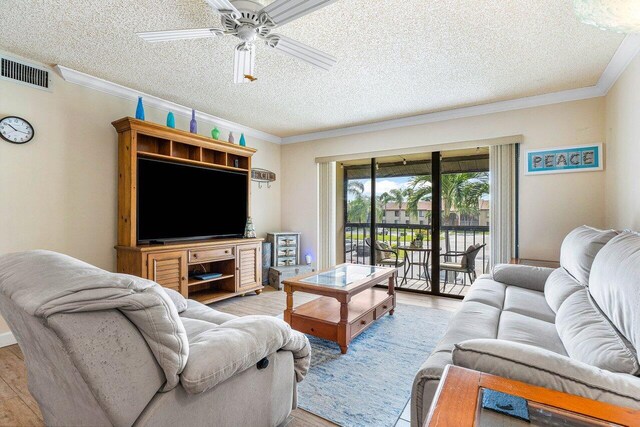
(406, 177, 432, 219)
(347, 181, 365, 198)
(376, 192, 393, 222)
(389, 188, 405, 209)
(407, 172, 489, 225)
(347, 196, 370, 223)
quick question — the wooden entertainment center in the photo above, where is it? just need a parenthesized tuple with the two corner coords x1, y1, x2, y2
(113, 117, 263, 304)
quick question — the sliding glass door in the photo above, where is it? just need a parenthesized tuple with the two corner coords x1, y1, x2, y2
(342, 148, 491, 298)
(438, 149, 490, 297)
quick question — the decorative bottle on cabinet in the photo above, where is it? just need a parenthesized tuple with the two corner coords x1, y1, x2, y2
(166, 112, 176, 128)
(135, 97, 145, 120)
(211, 127, 220, 140)
(239, 133, 246, 147)
(228, 132, 235, 144)
(190, 109, 197, 133)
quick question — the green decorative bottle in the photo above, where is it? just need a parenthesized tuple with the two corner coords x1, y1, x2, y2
(211, 127, 220, 140)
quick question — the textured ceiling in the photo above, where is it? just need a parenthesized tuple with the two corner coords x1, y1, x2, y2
(0, 0, 625, 137)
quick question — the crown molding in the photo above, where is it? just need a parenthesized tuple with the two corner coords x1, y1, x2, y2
(54, 65, 282, 144)
(282, 34, 640, 145)
(281, 86, 602, 144)
(53, 33, 640, 146)
(596, 33, 640, 94)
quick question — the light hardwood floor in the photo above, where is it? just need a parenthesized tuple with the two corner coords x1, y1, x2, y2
(0, 288, 460, 427)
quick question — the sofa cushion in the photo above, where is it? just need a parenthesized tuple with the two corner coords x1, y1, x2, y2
(431, 301, 502, 352)
(556, 288, 639, 374)
(161, 287, 187, 313)
(181, 317, 219, 342)
(544, 268, 584, 313)
(560, 226, 617, 285)
(492, 264, 554, 292)
(460, 277, 506, 310)
(452, 339, 640, 410)
(180, 299, 236, 325)
(498, 311, 567, 355)
(503, 286, 555, 323)
(181, 315, 310, 394)
(589, 232, 640, 358)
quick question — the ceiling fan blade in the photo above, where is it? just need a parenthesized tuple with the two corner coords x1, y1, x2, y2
(204, 0, 240, 16)
(137, 28, 223, 42)
(266, 35, 336, 71)
(260, 0, 338, 26)
(234, 44, 256, 84)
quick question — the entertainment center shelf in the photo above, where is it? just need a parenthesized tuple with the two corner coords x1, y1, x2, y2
(112, 117, 263, 303)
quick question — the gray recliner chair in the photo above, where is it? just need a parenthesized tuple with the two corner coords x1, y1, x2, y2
(0, 250, 309, 427)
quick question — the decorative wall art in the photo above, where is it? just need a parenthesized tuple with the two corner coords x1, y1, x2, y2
(525, 144, 603, 175)
(251, 168, 277, 189)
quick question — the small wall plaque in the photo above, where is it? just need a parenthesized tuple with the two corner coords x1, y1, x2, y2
(251, 168, 277, 188)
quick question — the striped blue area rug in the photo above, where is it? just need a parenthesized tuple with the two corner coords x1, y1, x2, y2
(296, 303, 452, 427)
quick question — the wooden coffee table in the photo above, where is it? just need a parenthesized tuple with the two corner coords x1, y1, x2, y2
(283, 263, 397, 354)
(426, 365, 640, 426)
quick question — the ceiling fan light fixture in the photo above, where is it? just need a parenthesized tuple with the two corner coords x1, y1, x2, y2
(574, 0, 640, 33)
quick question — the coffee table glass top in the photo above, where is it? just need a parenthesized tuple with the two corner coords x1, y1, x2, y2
(300, 264, 387, 288)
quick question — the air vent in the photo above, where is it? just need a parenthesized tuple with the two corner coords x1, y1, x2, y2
(1, 56, 51, 91)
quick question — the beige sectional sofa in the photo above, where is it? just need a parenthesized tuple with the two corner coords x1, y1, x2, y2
(412, 226, 640, 426)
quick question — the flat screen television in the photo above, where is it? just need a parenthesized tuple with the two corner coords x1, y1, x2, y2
(137, 158, 248, 243)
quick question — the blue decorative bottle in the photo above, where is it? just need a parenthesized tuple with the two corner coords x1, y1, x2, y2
(239, 133, 246, 147)
(135, 97, 145, 120)
(166, 112, 175, 128)
(190, 109, 197, 134)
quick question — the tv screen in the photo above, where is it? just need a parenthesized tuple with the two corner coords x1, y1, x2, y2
(137, 158, 248, 243)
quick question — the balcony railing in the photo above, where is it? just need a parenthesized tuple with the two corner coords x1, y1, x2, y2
(344, 223, 490, 296)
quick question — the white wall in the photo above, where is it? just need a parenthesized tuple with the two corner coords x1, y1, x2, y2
(605, 54, 640, 230)
(0, 67, 281, 334)
(281, 98, 607, 263)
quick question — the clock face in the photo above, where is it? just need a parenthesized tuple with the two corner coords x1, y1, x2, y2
(0, 116, 34, 144)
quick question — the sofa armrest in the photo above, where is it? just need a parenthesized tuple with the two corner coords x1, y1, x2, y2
(491, 264, 555, 292)
(180, 316, 310, 395)
(452, 339, 640, 410)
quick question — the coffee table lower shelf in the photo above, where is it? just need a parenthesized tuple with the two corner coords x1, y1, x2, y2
(289, 288, 394, 353)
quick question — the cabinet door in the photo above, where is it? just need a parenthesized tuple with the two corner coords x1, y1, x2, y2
(236, 243, 262, 291)
(147, 250, 188, 297)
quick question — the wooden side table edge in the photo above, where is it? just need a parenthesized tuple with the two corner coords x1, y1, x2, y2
(426, 365, 640, 426)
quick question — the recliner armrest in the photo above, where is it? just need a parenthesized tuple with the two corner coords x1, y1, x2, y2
(452, 339, 640, 410)
(491, 264, 555, 292)
(180, 315, 310, 394)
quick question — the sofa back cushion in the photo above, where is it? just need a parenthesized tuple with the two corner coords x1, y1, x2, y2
(560, 226, 617, 285)
(544, 268, 584, 313)
(555, 288, 639, 374)
(589, 232, 640, 359)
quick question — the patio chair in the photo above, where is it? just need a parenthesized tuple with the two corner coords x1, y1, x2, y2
(440, 243, 486, 291)
(364, 238, 405, 285)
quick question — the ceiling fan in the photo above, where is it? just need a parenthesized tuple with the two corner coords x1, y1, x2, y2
(137, 0, 338, 83)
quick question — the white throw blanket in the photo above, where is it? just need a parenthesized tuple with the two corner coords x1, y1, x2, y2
(0, 250, 310, 392)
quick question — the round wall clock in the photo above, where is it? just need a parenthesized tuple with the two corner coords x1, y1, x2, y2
(0, 116, 35, 144)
